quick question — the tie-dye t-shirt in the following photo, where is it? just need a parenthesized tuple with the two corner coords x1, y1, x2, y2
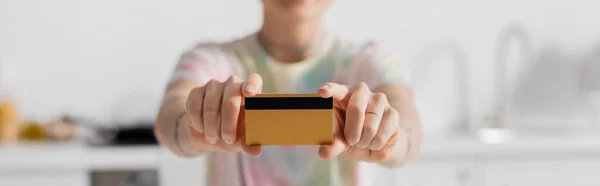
(169, 32, 408, 186)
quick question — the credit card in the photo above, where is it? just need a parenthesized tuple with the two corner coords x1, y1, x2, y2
(244, 94, 333, 146)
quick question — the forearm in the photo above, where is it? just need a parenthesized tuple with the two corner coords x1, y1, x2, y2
(154, 81, 204, 157)
(374, 84, 422, 167)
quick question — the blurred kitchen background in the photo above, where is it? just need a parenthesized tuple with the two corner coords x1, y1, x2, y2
(1, 0, 600, 186)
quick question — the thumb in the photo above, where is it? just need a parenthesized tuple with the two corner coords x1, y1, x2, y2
(242, 73, 263, 97)
(237, 107, 262, 157)
(318, 132, 348, 160)
(318, 117, 348, 160)
(242, 143, 263, 157)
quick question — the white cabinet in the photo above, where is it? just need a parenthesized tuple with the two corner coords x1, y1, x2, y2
(0, 144, 160, 186)
(485, 159, 600, 186)
(159, 152, 207, 186)
(0, 171, 87, 186)
(400, 158, 600, 186)
(395, 160, 484, 186)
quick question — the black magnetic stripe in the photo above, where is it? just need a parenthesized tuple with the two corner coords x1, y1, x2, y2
(244, 97, 333, 110)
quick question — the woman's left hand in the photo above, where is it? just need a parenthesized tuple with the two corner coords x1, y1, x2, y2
(317, 82, 402, 163)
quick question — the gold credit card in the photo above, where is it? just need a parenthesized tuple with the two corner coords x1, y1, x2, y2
(244, 94, 333, 146)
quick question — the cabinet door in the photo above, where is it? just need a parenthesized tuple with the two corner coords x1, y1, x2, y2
(159, 151, 207, 186)
(397, 160, 484, 186)
(358, 162, 415, 186)
(485, 159, 600, 186)
(0, 171, 88, 186)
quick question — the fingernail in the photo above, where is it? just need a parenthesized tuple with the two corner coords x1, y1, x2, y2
(319, 85, 329, 91)
(349, 141, 357, 146)
(245, 84, 256, 93)
(223, 138, 234, 145)
(207, 138, 218, 144)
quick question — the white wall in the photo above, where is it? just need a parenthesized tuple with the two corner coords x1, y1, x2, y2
(1, 0, 600, 132)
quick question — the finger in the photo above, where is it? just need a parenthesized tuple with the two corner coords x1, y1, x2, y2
(220, 76, 243, 145)
(203, 80, 225, 144)
(368, 107, 399, 151)
(318, 82, 350, 101)
(340, 146, 371, 162)
(369, 133, 398, 162)
(242, 73, 263, 97)
(186, 87, 205, 133)
(188, 124, 206, 143)
(345, 82, 371, 146)
(355, 93, 387, 149)
(215, 139, 243, 152)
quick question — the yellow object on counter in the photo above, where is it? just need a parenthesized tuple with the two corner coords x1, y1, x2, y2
(0, 99, 19, 143)
(19, 121, 46, 141)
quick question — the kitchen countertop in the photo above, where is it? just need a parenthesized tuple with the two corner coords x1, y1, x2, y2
(0, 142, 161, 171)
(418, 135, 600, 160)
(3, 134, 600, 171)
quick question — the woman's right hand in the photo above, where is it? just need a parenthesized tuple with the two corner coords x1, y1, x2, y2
(185, 73, 263, 156)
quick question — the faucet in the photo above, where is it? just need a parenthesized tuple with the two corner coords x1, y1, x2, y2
(488, 23, 536, 129)
(413, 40, 471, 133)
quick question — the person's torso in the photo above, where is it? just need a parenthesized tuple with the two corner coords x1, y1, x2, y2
(203, 33, 364, 186)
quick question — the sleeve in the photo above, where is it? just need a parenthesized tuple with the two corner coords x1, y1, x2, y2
(168, 43, 234, 87)
(337, 41, 411, 89)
